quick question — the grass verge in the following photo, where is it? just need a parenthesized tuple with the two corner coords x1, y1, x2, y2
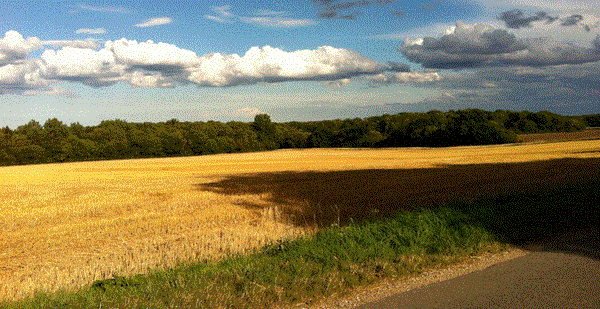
(3, 181, 598, 309)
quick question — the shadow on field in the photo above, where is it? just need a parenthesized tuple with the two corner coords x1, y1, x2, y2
(196, 157, 600, 257)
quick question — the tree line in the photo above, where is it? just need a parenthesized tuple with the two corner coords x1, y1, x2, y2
(0, 109, 593, 166)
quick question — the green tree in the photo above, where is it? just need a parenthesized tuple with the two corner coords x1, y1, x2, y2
(42, 118, 70, 161)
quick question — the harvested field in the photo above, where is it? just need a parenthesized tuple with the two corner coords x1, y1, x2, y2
(1, 140, 600, 301)
(519, 128, 600, 143)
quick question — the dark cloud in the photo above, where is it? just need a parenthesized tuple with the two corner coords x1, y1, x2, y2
(319, 11, 337, 18)
(500, 10, 591, 31)
(561, 14, 584, 26)
(385, 61, 411, 72)
(499, 10, 558, 29)
(420, 29, 525, 55)
(400, 23, 600, 69)
(328, 0, 370, 11)
(321, 11, 361, 19)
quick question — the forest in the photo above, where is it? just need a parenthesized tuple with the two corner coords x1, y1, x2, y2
(0, 109, 595, 166)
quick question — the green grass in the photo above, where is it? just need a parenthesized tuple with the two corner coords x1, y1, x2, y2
(4, 181, 599, 309)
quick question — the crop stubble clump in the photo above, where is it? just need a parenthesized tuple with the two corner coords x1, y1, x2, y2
(1, 140, 599, 301)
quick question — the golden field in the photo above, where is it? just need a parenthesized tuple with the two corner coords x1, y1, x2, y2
(1, 140, 600, 301)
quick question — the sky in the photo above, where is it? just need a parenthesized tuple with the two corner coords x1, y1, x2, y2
(1, 0, 600, 127)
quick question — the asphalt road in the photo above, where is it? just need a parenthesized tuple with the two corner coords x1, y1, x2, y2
(358, 227, 600, 309)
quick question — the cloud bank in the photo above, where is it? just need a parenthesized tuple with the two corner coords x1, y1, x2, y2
(400, 22, 600, 69)
(0, 30, 403, 94)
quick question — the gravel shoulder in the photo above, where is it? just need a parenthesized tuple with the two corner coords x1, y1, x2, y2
(297, 247, 530, 309)
(301, 226, 600, 309)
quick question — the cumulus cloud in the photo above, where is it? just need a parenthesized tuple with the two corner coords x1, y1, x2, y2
(105, 39, 200, 70)
(186, 45, 387, 87)
(0, 30, 401, 94)
(76, 28, 106, 35)
(40, 47, 126, 87)
(400, 22, 600, 69)
(135, 17, 172, 28)
(42, 39, 100, 50)
(0, 31, 42, 65)
(0, 60, 47, 92)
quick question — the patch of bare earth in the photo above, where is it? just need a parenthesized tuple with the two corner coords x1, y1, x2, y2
(519, 128, 600, 144)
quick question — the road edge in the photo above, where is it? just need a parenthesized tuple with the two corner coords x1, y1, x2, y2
(300, 248, 530, 309)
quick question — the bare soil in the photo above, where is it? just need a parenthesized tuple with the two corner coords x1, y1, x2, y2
(519, 128, 600, 144)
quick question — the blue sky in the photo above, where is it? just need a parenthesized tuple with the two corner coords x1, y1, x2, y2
(1, 0, 600, 127)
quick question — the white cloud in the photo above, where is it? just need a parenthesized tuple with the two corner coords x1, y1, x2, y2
(213, 5, 234, 18)
(186, 45, 386, 87)
(239, 17, 317, 28)
(205, 5, 316, 28)
(135, 17, 172, 28)
(77, 4, 130, 14)
(42, 39, 100, 50)
(76, 28, 106, 35)
(254, 10, 288, 16)
(0, 30, 394, 93)
(40, 47, 126, 87)
(105, 38, 199, 68)
(204, 15, 232, 23)
(0, 60, 47, 93)
(204, 5, 234, 23)
(0, 31, 42, 65)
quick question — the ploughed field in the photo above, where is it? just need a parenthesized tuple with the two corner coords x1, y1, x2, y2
(2, 140, 600, 301)
(518, 127, 600, 143)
